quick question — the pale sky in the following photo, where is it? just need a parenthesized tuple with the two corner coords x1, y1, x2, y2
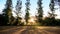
(0, 0, 60, 19)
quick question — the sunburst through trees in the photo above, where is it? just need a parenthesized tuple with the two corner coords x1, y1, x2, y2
(0, 0, 60, 26)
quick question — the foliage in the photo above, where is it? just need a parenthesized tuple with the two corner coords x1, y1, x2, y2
(49, 0, 57, 18)
(2, 0, 13, 25)
(37, 0, 43, 24)
(43, 17, 60, 26)
(25, 0, 30, 25)
(14, 0, 22, 25)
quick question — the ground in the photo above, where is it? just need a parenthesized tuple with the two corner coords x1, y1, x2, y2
(0, 26, 60, 34)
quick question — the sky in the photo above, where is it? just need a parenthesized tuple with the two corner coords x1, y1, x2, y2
(0, 0, 60, 19)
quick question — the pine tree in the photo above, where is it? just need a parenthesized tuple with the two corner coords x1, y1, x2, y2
(49, 0, 56, 18)
(48, 0, 57, 26)
(2, 0, 13, 25)
(25, 0, 30, 25)
(15, 0, 22, 25)
(37, 0, 43, 23)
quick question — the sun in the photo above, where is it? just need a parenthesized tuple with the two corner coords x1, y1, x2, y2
(28, 17, 37, 25)
(28, 18, 35, 23)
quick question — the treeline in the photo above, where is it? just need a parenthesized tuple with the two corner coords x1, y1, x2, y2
(0, 0, 60, 26)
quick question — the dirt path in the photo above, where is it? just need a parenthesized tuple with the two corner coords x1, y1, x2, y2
(0, 26, 60, 34)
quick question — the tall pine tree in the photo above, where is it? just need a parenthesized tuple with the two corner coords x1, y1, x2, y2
(49, 0, 56, 18)
(48, 0, 57, 26)
(25, 0, 30, 25)
(15, 0, 22, 25)
(37, 0, 43, 23)
(2, 0, 13, 25)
